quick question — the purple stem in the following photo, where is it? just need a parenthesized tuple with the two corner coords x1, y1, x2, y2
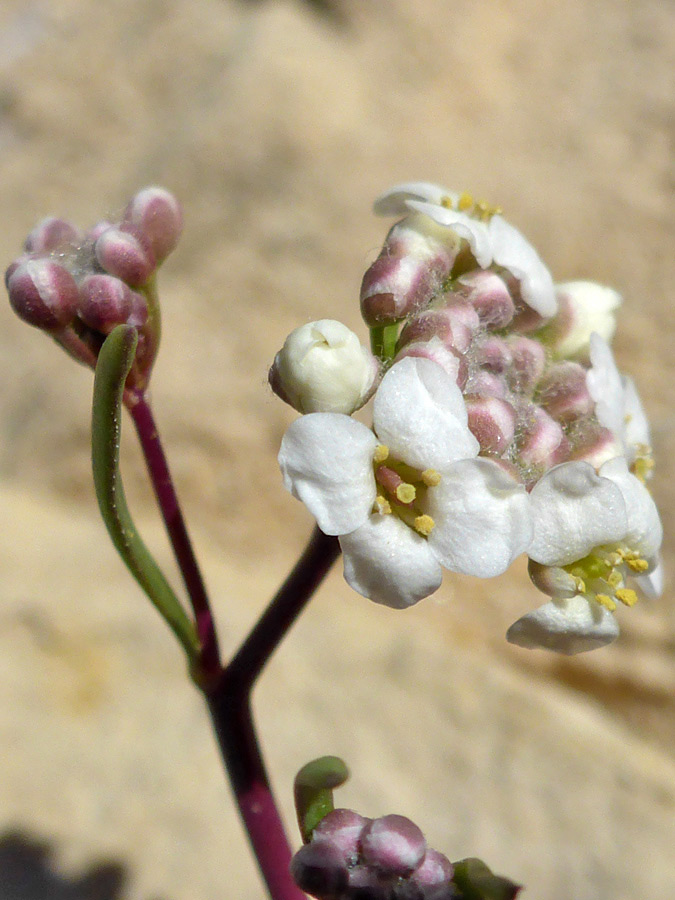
(128, 390, 221, 680)
(207, 527, 340, 900)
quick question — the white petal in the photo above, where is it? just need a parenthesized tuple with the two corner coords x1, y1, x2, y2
(373, 357, 479, 471)
(426, 458, 532, 577)
(621, 375, 651, 453)
(339, 514, 443, 609)
(529, 461, 627, 566)
(488, 215, 557, 317)
(506, 595, 619, 654)
(599, 457, 663, 561)
(405, 200, 492, 267)
(587, 333, 625, 439)
(636, 557, 664, 598)
(373, 182, 455, 217)
(279, 413, 377, 535)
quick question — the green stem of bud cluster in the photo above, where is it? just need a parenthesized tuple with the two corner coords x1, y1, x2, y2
(370, 323, 399, 363)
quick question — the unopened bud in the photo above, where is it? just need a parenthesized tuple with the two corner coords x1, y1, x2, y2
(505, 335, 546, 395)
(94, 224, 156, 287)
(516, 406, 564, 468)
(568, 421, 622, 469)
(466, 396, 516, 456)
(290, 840, 348, 898)
(394, 337, 465, 388)
(463, 370, 508, 399)
(537, 361, 594, 423)
(77, 274, 133, 332)
(24, 217, 79, 254)
(540, 281, 621, 360)
(269, 320, 378, 414)
(473, 335, 512, 374)
(313, 809, 370, 867)
(456, 269, 514, 330)
(128, 290, 149, 328)
(410, 848, 454, 890)
(360, 815, 427, 876)
(7, 259, 79, 329)
(124, 186, 183, 262)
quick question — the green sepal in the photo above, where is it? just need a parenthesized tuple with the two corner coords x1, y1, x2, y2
(452, 858, 523, 900)
(294, 756, 350, 843)
(92, 325, 199, 664)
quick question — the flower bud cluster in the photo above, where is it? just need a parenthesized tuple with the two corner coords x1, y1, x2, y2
(291, 809, 456, 900)
(6, 186, 183, 390)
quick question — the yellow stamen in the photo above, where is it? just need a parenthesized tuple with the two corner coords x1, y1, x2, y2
(414, 514, 435, 536)
(626, 558, 649, 573)
(440, 195, 454, 209)
(595, 593, 617, 612)
(421, 468, 441, 487)
(374, 495, 392, 515)
(373, 444, 389, 464)
(396, 482, 417, 504)
(616, 588, 639, 607)
(457, 192, 474, 211)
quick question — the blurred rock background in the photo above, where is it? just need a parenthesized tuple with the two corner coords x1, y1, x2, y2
(0, 1, 673, 898)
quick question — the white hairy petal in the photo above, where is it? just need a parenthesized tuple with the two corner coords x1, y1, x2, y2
(488, 215, 557, 317)
(621, 375, 651, 453)
(587, 332, 625, 439)
(405, 200, 492, 267)
(373, 182, 455, 217)
(599, 457, 663, 562)
(427, 458, 532, 577)
(373, 357, 478, 471)
(340, 514, 443, 609)
(529, 461, 627, 566)
(636, 557, 664, 599)
(279, 413, 377, 535)
(506, 595, 619, 654)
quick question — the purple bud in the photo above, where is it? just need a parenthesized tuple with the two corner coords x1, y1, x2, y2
(360, 815, 427, 876)
(537, 361, 594, 422)
(516, 406, 564, 469)
(8, 259, 79, 329)
(23, 217, 79, 254)
(313, 809, 370, 867)
(94, 224, 156, 287)
(505, 335, 546, 395)
(569, 421, 623, 468)
(77, 274, 133, 332)
(410, 848, 455, 889)
(124, 186, 183, 262)
(473, 335, 512, 374)
(360, 255, 438, 326)
(395, 338, 465, 388)
(466, 397, 516, 455)
(86, 220, 115, 243)
(128, 290, 149, 328)
(456, 269, 514, 330)
(290, 840, 348, 898)
(463, 370, 507, 399)
(347, 866, 389, 900)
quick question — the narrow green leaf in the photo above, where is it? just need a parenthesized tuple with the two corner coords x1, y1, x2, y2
(294, 756, 350, 843)
(92, 325, 199, 664)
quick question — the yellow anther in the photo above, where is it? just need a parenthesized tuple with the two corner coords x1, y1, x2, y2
(373, 444, 389, 464)
(458, 192, 474, 211)
(421, 468, 441, 487)
(396, 482, 417, 504)
(634, 455, 655, 484)
(616, 588, 639, 607)
(414, 514, 435, 536)
(374, 495, 392, 515)
(572, 575, 587, 594)
(626, 558, 649, 573)
(606, 552, 623, 567)
(595, 593, 617, 612)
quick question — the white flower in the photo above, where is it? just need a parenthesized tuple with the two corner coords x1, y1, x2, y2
(279, 356, 533, 608)
(506, 457, 663, 654)
(269, 319, 379, 415)
(586, 333, 653, 475)
(373, 181, 556, 318)
(546, 281, 621, 360)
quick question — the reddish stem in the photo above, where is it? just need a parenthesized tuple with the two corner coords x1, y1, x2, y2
(128, 390, 221, 680)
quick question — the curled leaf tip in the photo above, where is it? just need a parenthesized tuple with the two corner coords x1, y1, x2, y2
(294, 756, 349, 843)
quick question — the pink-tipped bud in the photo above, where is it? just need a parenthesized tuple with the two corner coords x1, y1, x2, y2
(7, 259, 79, 329)
(290, 840, 348, 898)
(128, 290, 149, 328)
(360, 815, 427, 876)
(505, 335, 546, 395)
(516, 406, 564, 468)
(395, 337, 466, 388)
(124, 186, 183, 262)
(569, 421, 623, 469)
(463, 370, 508, 399)
(313, 809, 370, 867)
(77, 274, 133, 332)
(537, 361, 594, 423)
(466, 396, 516, 456)
(410, 848, 455, 890)
(94, 224, 156, 287)
(24, 217, 79, 254)
(473, 335, 512, 374)
(86, 220, 115, 243)
(456, 269, 515, 330)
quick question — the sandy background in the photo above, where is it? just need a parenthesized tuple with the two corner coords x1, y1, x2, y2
(0, 1, 673, 898)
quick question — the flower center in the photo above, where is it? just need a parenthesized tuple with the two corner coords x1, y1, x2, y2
(440, 192, 503, 222)
(564, 544, 648, 612)
(371, 445, 440, 537)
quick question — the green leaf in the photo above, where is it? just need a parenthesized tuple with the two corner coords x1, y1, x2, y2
(452, 858, 523, 900)
(92, 325, 199, 664)
(294, 756, 350, 843)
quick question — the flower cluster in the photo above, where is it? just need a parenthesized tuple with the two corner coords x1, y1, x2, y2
(270, 181, 663, 654)
(291, 809, 456, 900)
(6, 187, 182, 391)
